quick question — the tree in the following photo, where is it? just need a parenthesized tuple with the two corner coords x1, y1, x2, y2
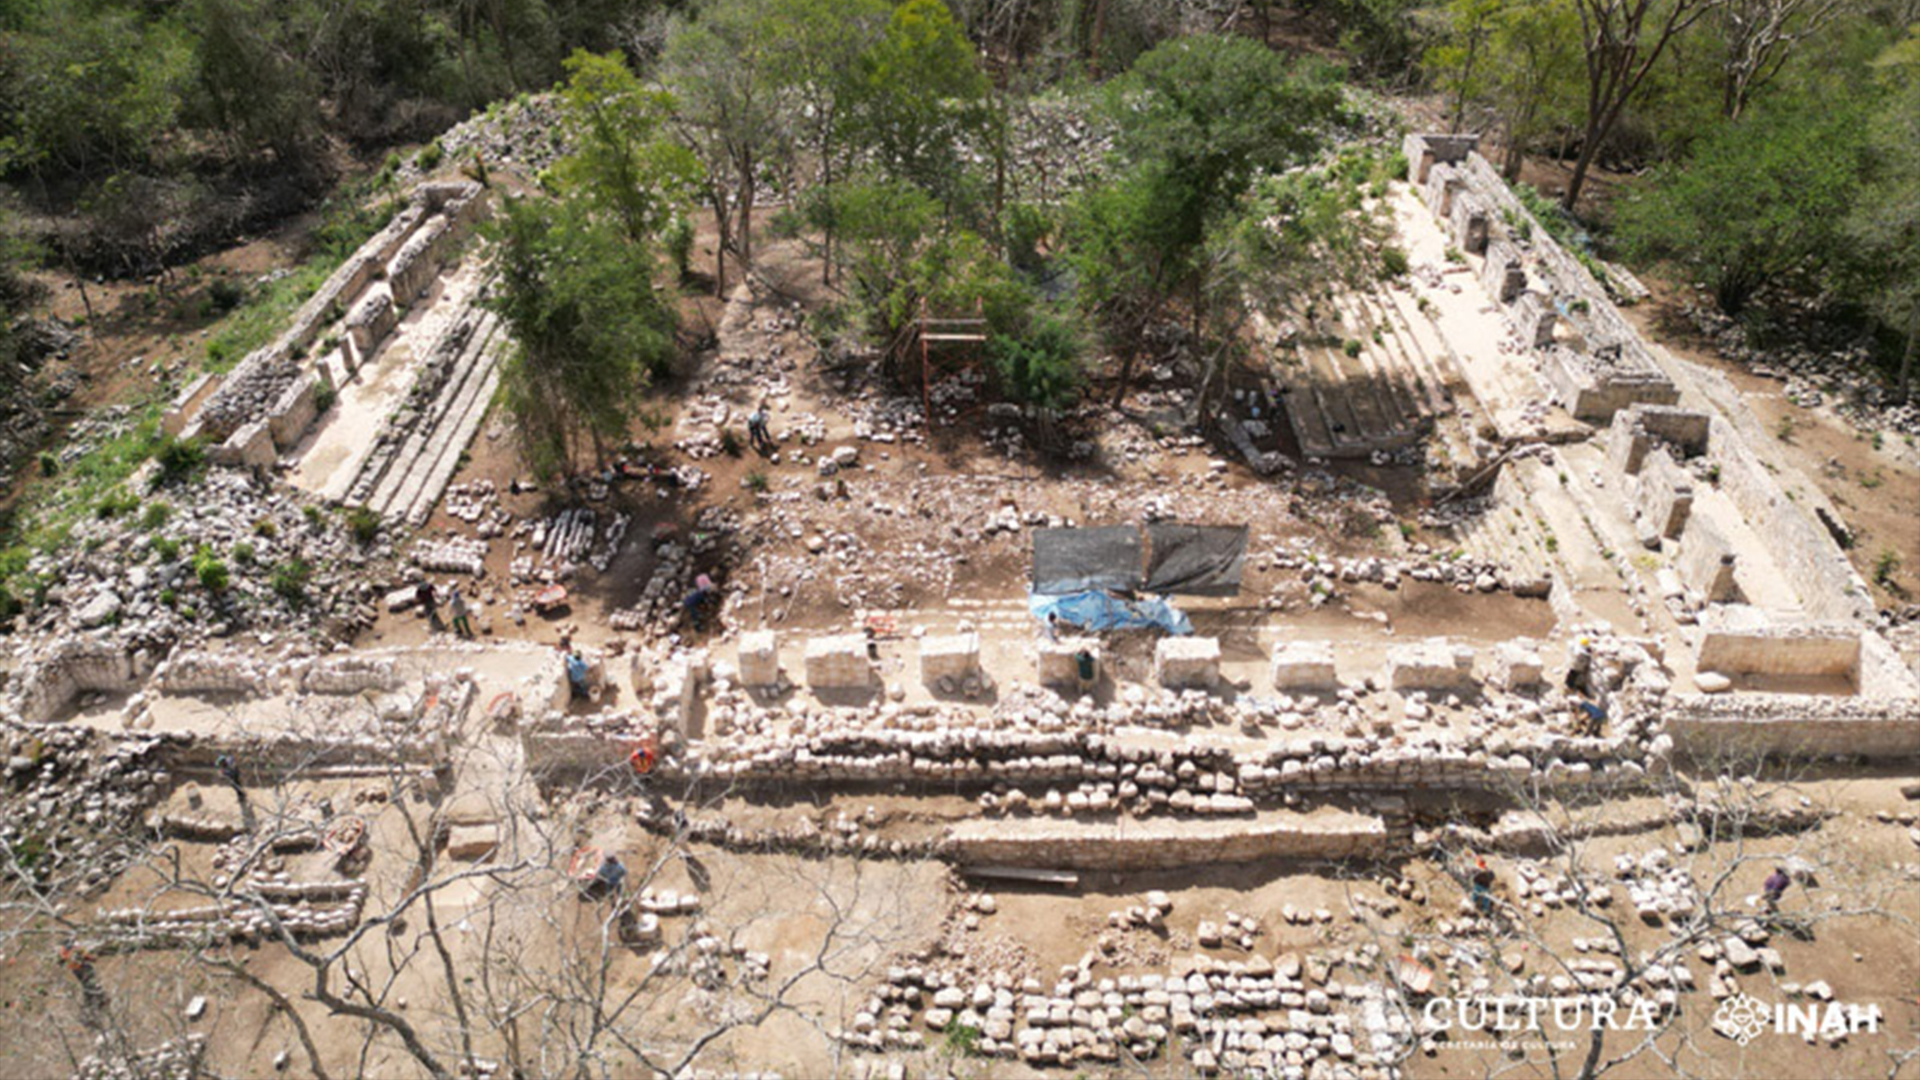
(1425, 0, 1507, 133)
(1485, 0, 1585, 179)
(1845, 32, 1920, 400)
(1614, 91, 1871, 313)
(662, 0, 790, 294)
(1072, 34, 1347, 403)
(547, 49, 702, 249)
(1564, 0, 1727, 211)
(759, 0, 892, 286)
(486, 197, 679, 479)
(1715, 0, 1855, 118)
(842, 0, 992, 207)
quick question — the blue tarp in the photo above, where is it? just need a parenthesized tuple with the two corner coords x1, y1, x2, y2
(1028, 590, 1192, 635)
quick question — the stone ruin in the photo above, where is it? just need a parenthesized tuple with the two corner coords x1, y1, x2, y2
(1405, 132, 1680, 424)
(166, 181, 490, 472)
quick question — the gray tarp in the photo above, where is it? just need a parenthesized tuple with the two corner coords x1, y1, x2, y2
(1031, 526, 1142, 594)
(1143, 524, 1248, 596)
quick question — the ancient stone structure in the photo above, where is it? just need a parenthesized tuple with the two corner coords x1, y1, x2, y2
(172, 182, 490, 475)
(1270, 642, 1338, 691)
(805, 634, 873, 689)
(1153, 636, 1220, 689)
(736, 630, 779, 687)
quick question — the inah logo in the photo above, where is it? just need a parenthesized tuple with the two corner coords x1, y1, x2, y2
(1712, 993, 1881, 1045)
(1714, 995, 1769, 1046)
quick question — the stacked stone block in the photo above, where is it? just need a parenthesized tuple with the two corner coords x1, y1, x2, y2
(1270, 642, 1339, 691)
(1039, 638, 1100, 688)
(1386, 641, 1477, 692)
(737, 631, 780, 687)
(1154, 637, 1220, 689)
(919, 633, 981, 687)
(805, 634, 873, 689)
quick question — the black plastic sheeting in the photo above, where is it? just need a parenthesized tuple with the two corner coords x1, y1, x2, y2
(1143, 524, 1248, 596)
(1030, 526, 1142, 594)
(1031, 524, 1247, 597)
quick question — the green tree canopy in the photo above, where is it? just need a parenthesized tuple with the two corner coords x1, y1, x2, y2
(548, 50, 702, 247)
(485, 197, 679, 479)
(1615, 89, 1874, 313)
(843, 0, 991, 203)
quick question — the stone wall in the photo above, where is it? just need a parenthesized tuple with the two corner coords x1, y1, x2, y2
(1695, 613, 1860, 680)
(1633, 449, 1694, 541)
(944, 813, 1388, 871)
(921, 633, 981, 686)
(5, 638, 147, 724)
(737, 631, 779, 687)
(1271, 642, 1338, 691)
(1665, 694, 1920, 761)
(1386, 640, 1476, 691)
(1678, 513, 1740, 602)
(1699, 410, 1869, 621)
(1154, 637, 1220, 689)
(1608, 404, 1710, 476)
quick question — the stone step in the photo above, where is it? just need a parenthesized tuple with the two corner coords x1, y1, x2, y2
(1331, 290, 1424, 428)
(364, 311, 500, 517)
(399, 360, 500, 528)
(343, 303, 487, 507)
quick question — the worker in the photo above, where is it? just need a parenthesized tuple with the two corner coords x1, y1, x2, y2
(1074, 649, 1096, 696)
(60, 941, 108, 1016)
(594, 854, 629, 898)
(1470, 856, 1497, 915)
(416, 578, 441, 631)
(628, 741, 656, 775)
(448, 586, 473, 639)
(1572, 695, 1607, 737)
(747, 404, 774, 455)
(1762, 866, 1791, 910)
(566, 651, 593, 700)
(684, 574, 716, 630)
(216, 753, 242, 790)
(1043, 613, 1061, 642)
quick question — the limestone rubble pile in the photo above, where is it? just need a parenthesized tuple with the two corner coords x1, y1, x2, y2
(4, 467, 390, 650)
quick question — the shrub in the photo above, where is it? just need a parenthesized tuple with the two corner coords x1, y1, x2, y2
(37, 452, 56, 477)
(271, 558, 312, 603)
(95, 489, 139, 519)
(140, 502, 172, 530)
(1874, 548, 1901, 587)
(253, 516, 279, 538)
(744, 470, 769, 492)
(417, 139, 444, 171)
(313, 384, 338, 415)
(344, 506, 381, 544)
(720, 429, 742, 457)
(153, 537, 182, 561)
(154, 435, 207, 486)
(232, 541, 255, 565)
(1379, 246, 1409, 279)
(1342, 339, 1363, 358)
(193, 546, 230, 592)
(302, 505, 325, 527)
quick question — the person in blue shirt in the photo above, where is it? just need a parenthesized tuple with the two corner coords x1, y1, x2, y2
(567, 652, 592, 699)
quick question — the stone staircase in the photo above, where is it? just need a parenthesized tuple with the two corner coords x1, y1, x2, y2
(344, 305, 504, 527)
(1262, 283, 1468, 461)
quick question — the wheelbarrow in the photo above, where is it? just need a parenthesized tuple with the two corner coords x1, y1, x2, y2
(533, 584, 569, 614)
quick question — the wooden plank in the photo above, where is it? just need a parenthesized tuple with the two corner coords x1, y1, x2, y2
(960, 865, 1080, 887)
